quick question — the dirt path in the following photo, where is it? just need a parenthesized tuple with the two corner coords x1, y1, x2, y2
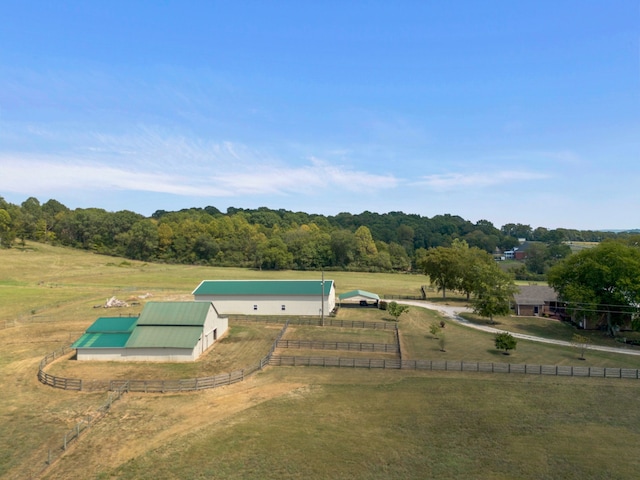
(398, 300, 640, 357)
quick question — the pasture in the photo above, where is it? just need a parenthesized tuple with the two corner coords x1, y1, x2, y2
(2, 242, 640, 479)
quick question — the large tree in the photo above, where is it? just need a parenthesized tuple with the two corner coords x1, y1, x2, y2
(456, 240, 495, 300)
(470, 262, 517, 323)
(418, 246, 461, 298)
(547, 241, 640, 336)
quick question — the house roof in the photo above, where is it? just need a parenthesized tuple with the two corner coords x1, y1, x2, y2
(338, 290, 380, 301)
(137, 301, 212, 326)
(192, 280, 334, 297)
(126, 326, 203, 349)
(513, 285, 558, 305)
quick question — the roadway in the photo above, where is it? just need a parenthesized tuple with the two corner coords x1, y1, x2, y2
(398, 300, 640, 357)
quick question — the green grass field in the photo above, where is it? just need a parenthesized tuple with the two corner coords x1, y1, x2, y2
(2, 242, 640, 479)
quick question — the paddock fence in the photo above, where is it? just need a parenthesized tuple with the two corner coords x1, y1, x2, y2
(276, 339, 399, 353)
(231, 315, 397, 330)
(269, 355, 640, 379)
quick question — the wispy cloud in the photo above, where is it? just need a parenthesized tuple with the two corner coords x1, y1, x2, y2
(413, 170, 550, 191)
(0, 147, 397, 200)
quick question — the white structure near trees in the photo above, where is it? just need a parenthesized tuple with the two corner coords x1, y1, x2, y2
(192, 279, 336, 317)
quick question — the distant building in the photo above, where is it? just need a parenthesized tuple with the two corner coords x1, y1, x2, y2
(71, 302, 228, 362)
(192, 279, 336, 316)
(512, 285, 559, 316)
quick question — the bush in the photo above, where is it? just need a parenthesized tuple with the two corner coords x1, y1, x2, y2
(494, 331, 517, 354)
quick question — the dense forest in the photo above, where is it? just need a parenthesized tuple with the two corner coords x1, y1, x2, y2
(0, 196, 636, 276)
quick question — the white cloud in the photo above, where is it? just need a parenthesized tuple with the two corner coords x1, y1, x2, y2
(413, 170, 550, 190)
(0, 150, 397, 200)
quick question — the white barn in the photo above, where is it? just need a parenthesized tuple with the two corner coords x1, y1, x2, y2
(192, 279, 336, 316)
(71, 302, 228, 362)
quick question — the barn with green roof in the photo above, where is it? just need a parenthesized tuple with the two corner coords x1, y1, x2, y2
(72, 302, 228, 362)
(192, 279, 336, 316)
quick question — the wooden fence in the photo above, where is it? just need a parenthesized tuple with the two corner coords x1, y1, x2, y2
(271, 356, 402, 369)
(277, 339, 399, 353)
(38, 345, 84, 391)
(37, 321, 290, 393)
(232, 315, 397, 330)
(269, 355, 640, 379)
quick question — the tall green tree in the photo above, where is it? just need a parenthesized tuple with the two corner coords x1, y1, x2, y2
(0, 209, 13, 248)
(454, 240, 494, 300)
(547, 241, 640, 335)
(470, 262, 517, 323)
(418, 246, 461, 298)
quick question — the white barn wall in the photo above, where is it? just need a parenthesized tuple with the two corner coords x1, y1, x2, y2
(76, 347, 198, 362)
(195, 284, 336, 317)
(202, 314, 229, 352)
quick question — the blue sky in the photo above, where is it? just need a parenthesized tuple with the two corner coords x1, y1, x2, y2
(0, 1, 638, 230)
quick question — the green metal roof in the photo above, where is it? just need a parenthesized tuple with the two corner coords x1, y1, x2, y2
(72, 302, 211, 351)
(193, 280, 334, 296)
(137, 302, 211, 326)
(126, 326, 203, 349)
(72, 332, 132, 349)
(86, 317, 138, 333)
(338, 290, 380, 301)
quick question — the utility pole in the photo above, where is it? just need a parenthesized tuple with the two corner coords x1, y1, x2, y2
(321, 269, 325, 327)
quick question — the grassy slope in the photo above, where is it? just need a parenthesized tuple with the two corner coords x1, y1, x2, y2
(2, 243, 640, 479)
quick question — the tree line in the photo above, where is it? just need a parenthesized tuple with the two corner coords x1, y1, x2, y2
(0, 196, 635, 274)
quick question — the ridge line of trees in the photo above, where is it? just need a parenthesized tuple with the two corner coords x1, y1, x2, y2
(1, 196, 638, 274)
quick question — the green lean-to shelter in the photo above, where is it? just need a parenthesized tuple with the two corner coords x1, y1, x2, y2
(72, 302, 228, 362)
(338, 290, 380, 307)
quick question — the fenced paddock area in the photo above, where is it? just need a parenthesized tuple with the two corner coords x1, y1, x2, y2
(34, 313, 640, 475)
(38, 317, 640, 396)
(38, 320, 290, 392)
(269, 356, 640, 379)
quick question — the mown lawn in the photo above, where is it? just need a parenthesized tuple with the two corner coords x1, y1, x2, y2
(92, 369, 640, 480)
(398, 305, 640, 369)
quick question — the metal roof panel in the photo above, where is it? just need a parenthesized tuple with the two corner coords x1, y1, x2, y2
(126, 326, 203, 349)
(193, 280, 334, 296)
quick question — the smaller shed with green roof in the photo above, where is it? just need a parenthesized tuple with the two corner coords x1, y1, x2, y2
(72, 302, 228, 362)
(192, 279, 336, 316)
(338, 290, 380, 307)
